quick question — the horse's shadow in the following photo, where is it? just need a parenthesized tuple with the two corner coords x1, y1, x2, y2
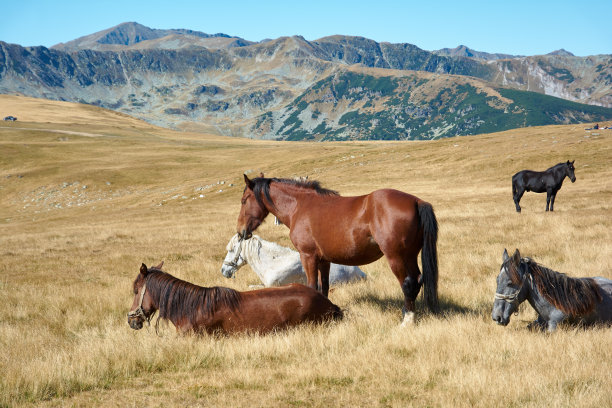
(352, 293, 477, 318)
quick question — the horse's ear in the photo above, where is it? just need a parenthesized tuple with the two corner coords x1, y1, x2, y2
(140, 263, 148, 276)
(259, 172, 264, 178)
(503, 248, 509, 261)
(244, 174, 254, 190)
(571, 160, 575, 165)
(152, 261, 164, 270)
(512, 249, 521, 263)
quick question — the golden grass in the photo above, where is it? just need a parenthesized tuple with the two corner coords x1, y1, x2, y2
(1, 96, 611, 407)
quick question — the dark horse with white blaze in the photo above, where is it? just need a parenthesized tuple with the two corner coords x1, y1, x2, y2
(236, 175, 439, 325)
(492, 249, 612, 332)
(512, 160, 576, 212)
(127, 262, 343, 335)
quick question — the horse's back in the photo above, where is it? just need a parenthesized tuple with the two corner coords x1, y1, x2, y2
(369, 188, 423, 208)
(242, 284, 343, 322)
(512, 170, 546, 192)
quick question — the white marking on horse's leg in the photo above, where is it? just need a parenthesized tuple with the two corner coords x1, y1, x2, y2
(400, 311, 415, 327)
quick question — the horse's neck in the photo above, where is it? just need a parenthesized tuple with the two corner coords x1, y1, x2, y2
(523, 270, 560, 319)
(551, 165, 567, 183)
(244, 237, 300, 278)
(267, 184, 302, 227)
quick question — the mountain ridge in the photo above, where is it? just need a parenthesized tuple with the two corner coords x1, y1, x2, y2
(1, 22, 611, 140)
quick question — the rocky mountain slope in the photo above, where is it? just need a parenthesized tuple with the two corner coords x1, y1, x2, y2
(252, 69, 612, 141)
(1, 22, 611, 140)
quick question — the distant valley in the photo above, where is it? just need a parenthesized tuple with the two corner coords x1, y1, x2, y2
(1, 22, 611, 140)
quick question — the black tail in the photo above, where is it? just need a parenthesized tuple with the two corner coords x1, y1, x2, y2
(418, 201, 439, 313)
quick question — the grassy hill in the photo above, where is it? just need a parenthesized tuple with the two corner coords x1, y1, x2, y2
(1, 96, 611, 407)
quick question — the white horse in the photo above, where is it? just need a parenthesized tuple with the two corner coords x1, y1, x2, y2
(221, 234, 367, 287)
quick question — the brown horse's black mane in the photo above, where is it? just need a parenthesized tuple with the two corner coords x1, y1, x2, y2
(144, 268, 242, 325)
(250, 177, 339, 209)
(506, 258, 602, 316)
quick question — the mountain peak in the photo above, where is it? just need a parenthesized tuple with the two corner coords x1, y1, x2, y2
(547, 49, 574, 57)
(51, 22, 240, 51)
(434, 45, 520, 61)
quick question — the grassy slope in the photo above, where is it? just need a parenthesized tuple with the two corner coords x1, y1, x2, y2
(1, 96, 611, 407)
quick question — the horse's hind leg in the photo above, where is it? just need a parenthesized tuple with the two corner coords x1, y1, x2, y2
(546, 190, 552, 211)
(388, 255, 421, 326)
(513, 185, 524, 212)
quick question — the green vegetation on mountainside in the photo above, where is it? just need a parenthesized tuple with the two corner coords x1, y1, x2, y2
(252, 71, 612, 141)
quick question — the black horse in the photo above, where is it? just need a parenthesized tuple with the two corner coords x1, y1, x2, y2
(512, 161, 576, 212)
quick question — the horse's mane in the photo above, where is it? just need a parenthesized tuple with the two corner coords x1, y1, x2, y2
(507, 258, 602, 316)
(550, 162, 568, 171)
(250, 177, 338, 209)
(145, 268, 242, 325)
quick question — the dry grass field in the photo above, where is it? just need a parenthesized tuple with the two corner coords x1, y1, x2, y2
(1, 95, 611, 407)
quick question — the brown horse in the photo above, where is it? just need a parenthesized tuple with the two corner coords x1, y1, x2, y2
(127, 262, 343, 335)
(236, 175, 439, 325)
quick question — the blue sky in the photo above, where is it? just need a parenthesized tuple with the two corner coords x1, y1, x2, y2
(1, 0, 610, 56)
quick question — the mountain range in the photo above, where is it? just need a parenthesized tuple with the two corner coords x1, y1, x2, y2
(1, 22, 610, 140)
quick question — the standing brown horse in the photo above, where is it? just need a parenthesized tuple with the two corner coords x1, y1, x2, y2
(236, 175, 439, 325)
(127, 263, 343, 335)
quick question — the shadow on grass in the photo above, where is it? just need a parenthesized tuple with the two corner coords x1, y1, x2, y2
(353, 293, 479, 318)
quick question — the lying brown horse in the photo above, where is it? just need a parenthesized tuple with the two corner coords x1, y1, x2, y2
(236, 175, 439, 325)
(127, 262, 343, 335)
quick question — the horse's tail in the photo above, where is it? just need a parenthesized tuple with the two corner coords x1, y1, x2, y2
(418, 201, 439, 313)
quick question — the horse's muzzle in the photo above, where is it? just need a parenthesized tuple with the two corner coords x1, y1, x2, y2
(492, 314, 509, 326)
(239, 229, 252, 240)
(221, 265, 235, 279)
(128, 317, 144, 330)
(571, 177, 576, 183)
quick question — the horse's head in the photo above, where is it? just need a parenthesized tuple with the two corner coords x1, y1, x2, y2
(565, 160, 576, 183)
(127, 263, 160, 330)
(492, 249, 529, 326)
(236, 174, 270, 239)
(221, 234, 247, 278)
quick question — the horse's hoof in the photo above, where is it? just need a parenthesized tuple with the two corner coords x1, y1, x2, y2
(400, 311, 415, 327)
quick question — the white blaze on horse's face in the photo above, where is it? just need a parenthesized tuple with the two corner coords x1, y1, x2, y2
(127, 266, 157, 330)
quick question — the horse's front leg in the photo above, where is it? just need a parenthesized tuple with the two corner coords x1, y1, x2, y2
(547, 320, 559, 332)
(546, 190, 552, 211)
(527, 316, 547, 331)
(318, 260, 330, 297)
(299, 253, 320, 292)
(549, 192, 557, 212)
